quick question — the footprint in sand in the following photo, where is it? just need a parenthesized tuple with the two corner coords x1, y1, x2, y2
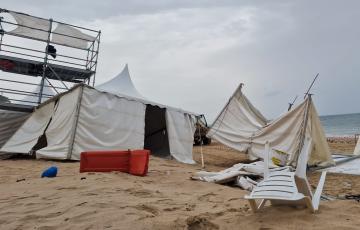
(185, 215, 219, 230)
(198, 192, 223, 203)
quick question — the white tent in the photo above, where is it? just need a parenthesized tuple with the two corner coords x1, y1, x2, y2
(354, 137, 360, 155)
(207, 84, 333, 167)
(96, 64, 145, 100)
(1, 84, 197, 164)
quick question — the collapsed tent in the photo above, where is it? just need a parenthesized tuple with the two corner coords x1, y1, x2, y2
(207, 84, 333, 167)
(354, 137, 360, 155)
(1, 83, 197, 164)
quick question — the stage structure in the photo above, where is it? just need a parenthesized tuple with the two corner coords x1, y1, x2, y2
(0, 8, 101, 112)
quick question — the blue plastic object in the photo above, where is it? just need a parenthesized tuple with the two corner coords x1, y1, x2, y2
(41, 166, 58, 178)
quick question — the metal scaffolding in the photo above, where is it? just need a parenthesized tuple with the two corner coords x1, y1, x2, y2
(0, 8, 101, 111)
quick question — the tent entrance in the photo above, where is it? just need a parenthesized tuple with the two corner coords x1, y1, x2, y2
(144, 105, 170, 157)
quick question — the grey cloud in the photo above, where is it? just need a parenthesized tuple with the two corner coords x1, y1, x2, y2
(0, 0, 359, 121)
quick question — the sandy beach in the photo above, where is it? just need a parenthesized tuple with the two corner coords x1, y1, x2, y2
(0, 138, 360, 230)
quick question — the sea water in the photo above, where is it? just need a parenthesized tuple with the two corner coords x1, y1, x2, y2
(320, 113, 360, 137)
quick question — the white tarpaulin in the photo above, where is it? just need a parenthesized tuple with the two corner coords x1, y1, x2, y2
(354, 138, 360, 155)
(52, 24, 95, 49)
(166, 109, 196, 164)
(96, 64, 146, 100)
(0, 110, 30, 147)
(208, 85, 333, 166)
(1, 84, 196, 164)
(9, 12, 50, 41)
(1, 102, 55, 153)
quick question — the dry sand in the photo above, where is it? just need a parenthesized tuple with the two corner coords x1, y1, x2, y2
(1, 138, 360, 230)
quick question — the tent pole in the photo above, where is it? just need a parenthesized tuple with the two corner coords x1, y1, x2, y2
(304, 73, 319, 99)
(197, 116, 205, 168)
(292, 95, 312, 166)
(67, 85, 84, 159)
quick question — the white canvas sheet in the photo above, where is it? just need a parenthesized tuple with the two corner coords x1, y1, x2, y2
(52, 24, 95, 49)
(9, 12, 50, 41)
(166, 109, 196, 164)
(36, 87, 81, 159)
(71, 87, 146, 160)
(0, 110, 30, 147)
(0, 102, 55, 153)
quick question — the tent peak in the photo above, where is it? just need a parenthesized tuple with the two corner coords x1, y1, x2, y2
(96, 64, 145, 100)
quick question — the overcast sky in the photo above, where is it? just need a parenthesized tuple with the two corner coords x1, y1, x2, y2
(1, 0, 360, 121)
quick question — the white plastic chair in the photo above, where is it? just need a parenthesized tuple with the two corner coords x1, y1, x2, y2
(244, 137, 327, 213)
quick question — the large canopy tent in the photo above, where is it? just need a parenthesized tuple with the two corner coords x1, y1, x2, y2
(1, 66, 198, 164)
(207, 84, 333, 167)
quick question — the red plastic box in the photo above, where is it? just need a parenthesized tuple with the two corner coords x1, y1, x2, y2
(129, 150, 150, 176)
(80, 150, 130, 173)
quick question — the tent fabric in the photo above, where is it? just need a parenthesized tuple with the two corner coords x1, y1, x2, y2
(1, 101, 55, 153)
(1, 84, 196, 164)
(207, 84, 267, 152)
(9, 12, 50, 41)
(35, 87, 82, 159)
(166, 110, 196, 164)
(96, 64, 146, 100)
(208, 86, 333, 167)
(0, 110, 30, 147)
(52, 24, 96, 49)
(71, 87, 146, 160)
(354, 138, 360, 155)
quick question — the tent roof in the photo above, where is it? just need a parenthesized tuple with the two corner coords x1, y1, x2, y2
(96, 64, 146, 100)
(38, 83, 198, 116)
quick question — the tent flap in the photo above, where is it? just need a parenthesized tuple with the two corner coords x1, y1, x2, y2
(36, 87, 82, 159)
(0, 102, 55, 153)
(166, 109, 196, 164)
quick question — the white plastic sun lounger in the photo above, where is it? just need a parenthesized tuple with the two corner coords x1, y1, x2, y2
(244, 137, 327, 213)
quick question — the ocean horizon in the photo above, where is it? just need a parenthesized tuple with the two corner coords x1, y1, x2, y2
(320, 113, 360, 137)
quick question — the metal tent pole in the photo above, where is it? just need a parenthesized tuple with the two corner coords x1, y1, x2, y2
(38, 18, 53, 104)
